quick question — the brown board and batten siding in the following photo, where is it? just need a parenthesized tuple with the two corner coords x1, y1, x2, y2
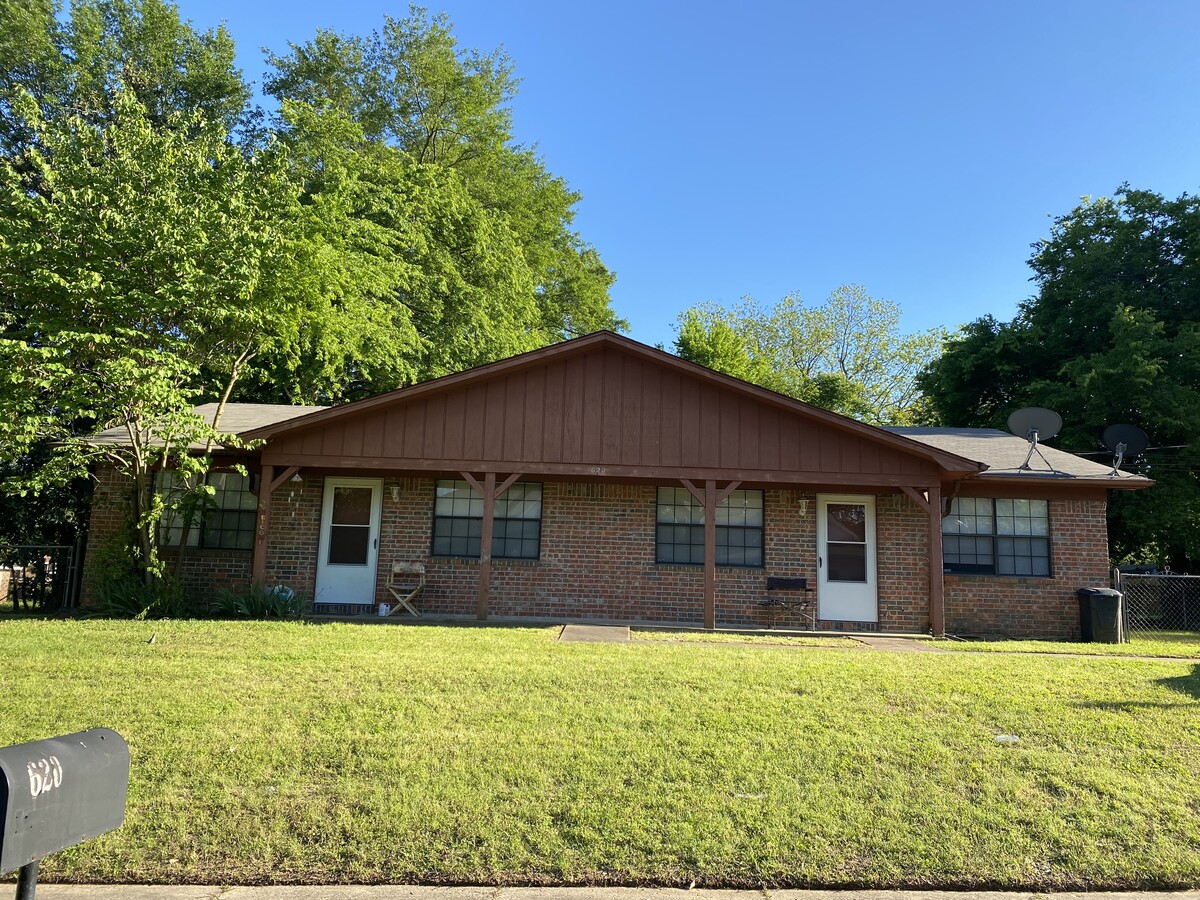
(258, 341, 966, 487)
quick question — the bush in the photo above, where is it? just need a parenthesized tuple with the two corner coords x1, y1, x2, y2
(211, 583, 306, 620)
(97, 575, 194, 619)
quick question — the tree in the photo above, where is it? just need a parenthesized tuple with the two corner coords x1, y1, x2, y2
(0, 87, 320, 580)
(674, 287, 945, 424)
(919, 187, 1200, 568)
(0, 0, 251, 158)
(262, 4, 623, 389)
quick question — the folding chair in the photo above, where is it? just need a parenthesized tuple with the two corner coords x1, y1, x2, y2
(386, 561, 426, 617)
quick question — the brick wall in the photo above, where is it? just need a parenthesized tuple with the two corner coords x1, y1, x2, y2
(264, 473, 323, 599)
(944, 496, 1110, 639)
(876, 492, 932, 633)
(365, 480, 817, 627)
(80, 465, 251, 606)
(85, 466, 1114, 637)
(80, 465, 131, 605)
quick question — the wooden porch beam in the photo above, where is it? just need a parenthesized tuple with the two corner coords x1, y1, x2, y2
(267, 465, 300, 495)
(928, 484, 945, 637)
(460, 471, 524, 622)
(704, 479, 717, 630)
(251, 464, 275, 583)
(683, 478, 740, 631)
(901, 486, 930, 513)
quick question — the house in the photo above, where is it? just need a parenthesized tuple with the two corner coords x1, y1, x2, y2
(82, 331, 1152, 637)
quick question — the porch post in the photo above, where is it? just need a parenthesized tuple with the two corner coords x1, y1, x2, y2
(252, 464, 301, 585)
(682, 478, 741, 631)
(477, 471, 496, 621)
(704, 479, 717, 630)
(928, 484, 945, 637)
(252, 464, 274, 583)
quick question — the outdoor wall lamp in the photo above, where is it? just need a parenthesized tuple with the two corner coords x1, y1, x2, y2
(798, 497, 809, 516)
(390, 484, 402, 503)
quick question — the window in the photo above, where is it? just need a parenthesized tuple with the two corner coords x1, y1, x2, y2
(158, 471, 259, 551)
(431, 480, 542, 560)
(655, 487, 764, 567)
(942, 498, 1050, 576)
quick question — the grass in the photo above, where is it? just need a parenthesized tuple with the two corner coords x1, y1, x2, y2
(940, 631, 1200, 660)
(631, 630, 860, 647)
(0, 619, 1198, 889)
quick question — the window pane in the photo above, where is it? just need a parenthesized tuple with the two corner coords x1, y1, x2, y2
(328, 525, 369, 564)
(827, 504, 866, 543)
(331, 487, 372, 526)
(827, 542, 867, 582)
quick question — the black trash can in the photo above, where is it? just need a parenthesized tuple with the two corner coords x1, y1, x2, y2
(1078, 587, 1123, 643)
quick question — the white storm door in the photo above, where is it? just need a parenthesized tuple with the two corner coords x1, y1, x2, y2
(315, 478, 383, 605)
(816, 495, 878, 623)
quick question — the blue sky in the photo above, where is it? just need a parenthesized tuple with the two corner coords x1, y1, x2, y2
(182, 0, 1200, 349)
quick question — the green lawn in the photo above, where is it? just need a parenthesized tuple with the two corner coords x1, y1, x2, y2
(939, 631, 1200, 659)
(0, 619, 1198, 889)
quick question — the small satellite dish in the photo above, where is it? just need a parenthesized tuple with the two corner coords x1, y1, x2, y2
(1007, 407, 1063, 473)
(1007, 407, 1063, 442)
(1102, 423, 1149, 475)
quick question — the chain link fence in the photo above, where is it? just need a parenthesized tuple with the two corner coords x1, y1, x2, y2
(0, 544, 80, 612)
(1115, 571, 1200, 639)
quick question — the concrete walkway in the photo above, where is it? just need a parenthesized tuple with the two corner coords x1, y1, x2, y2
(22, 886, 1200, 900)
(559, 624, 631, 642)
(854, 636, 946, 653)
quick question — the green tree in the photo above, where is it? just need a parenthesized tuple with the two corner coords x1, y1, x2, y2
(0, 87, 323, 580)
(919, 187, 1200, 568)
(0, 0, 251, 158)
(263, 5, 623, 378)
(675, 287, 944, 424)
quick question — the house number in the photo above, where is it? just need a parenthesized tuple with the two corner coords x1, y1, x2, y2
(27, 756, 63, 797)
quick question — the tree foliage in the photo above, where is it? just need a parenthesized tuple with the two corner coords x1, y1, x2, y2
(0, 0, 622, 572)
(0, 87, 315, 576)
(675, 287, 945, 425)
(919, 187, 1200, 568)
(261, 5, 623, 396)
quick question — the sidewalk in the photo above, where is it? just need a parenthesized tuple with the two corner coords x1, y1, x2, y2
(23, 886, 1200, 900)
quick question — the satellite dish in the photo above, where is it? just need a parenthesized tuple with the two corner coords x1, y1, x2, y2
(1007, 407, 1062, 473)
(1102, 423, 1149, 475)
(1007, 407, 1063, 442)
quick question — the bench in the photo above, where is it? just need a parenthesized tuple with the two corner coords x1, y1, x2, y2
(760, 576, 815, 629)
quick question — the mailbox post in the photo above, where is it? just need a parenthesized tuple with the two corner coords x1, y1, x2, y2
(0, 729, 130, 899)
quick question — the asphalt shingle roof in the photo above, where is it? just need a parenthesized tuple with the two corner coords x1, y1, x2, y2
(87, 403, 328, 449)
(885, 426, 1149, 484)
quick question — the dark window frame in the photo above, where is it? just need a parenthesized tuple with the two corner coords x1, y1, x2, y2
(942, 497, 1052, 577)
(157, 470, 259, 552)
(654, 487, 765, 568)
(430, 479, 543, 561)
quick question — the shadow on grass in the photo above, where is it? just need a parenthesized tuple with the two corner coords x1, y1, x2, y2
(1158, 663, 1200, 700)
(1071, 665, 1200, 710)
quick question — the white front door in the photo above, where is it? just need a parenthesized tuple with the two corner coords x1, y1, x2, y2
(816, 494, 878, 623)
(315, 477, 383, 605)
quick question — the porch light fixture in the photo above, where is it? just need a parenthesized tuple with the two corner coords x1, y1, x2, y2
(390, 484, 401, 503)
(798, 498, 809, 516)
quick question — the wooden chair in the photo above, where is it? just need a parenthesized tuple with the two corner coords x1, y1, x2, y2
(385, 561, 426, 617)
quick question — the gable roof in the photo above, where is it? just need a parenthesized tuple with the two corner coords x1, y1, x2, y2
(243, 331, 985, 479)
(887, 427, 1153, 489)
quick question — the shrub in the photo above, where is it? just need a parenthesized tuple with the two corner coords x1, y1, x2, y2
(211, 583, 306, 620)
(96, 575, 193, 619)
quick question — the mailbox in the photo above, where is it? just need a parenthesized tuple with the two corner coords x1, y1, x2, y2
(0, 729, 129, 877)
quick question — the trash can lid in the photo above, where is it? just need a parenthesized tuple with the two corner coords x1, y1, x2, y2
(1078, 587, 1121, 597)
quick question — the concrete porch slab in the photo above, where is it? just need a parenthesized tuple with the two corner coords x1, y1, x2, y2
(854, 636, 944, 652)
(558, 624, 631, 643)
